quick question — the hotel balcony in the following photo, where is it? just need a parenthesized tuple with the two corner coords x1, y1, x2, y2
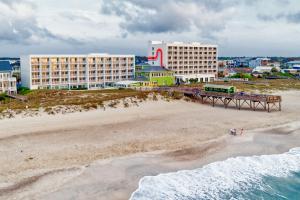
(32, 68, 40, 72)
(32, 75, 40, 79)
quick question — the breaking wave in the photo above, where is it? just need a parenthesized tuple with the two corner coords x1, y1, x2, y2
(130, 148, 300, 200)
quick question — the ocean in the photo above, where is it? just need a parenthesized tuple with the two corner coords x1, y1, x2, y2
(130, 148, 300, 200)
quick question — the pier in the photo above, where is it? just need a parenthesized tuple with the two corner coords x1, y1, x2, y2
(157, 87, 282, 112)
(6, 93, 28, 102)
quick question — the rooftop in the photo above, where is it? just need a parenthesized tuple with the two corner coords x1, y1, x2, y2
(0, 61, 12, 71)
(137, 65, 172, 73)
(287, 61, 300, 64)
(149, 40, 217, 47)
(23, 54, 135, 57)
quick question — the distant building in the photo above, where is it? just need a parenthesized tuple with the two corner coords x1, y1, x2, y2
(268, 61, 281, 68)
(21, 54, 135, 90)
(282, 68, 299, 74)
(148, 41, 218, 83)
(0, 71, 17, 94)
(218, 60, 234, 68)
(282, 61, 300, 75)
(286, 61, 300, 69)
(234, 57, 251, 67)
(225, 68, 237, 77)
(249, 58, 270, 68)
(11, 60, 21, 73)
(135, 65, 175, 87)
(222, 68, 252, 77)
(252, 66, 275, 73)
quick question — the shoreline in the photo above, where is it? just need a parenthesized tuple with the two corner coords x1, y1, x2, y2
(0, 90, 300, 199)
(38, 121, 300, 200)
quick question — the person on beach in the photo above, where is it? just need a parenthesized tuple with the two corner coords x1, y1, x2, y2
(230, 128, 237, 136)
(240, 128, 244, 135)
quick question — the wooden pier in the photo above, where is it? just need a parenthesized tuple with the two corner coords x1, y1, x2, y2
(157, 87, 282, 112)
(6, 93, 28, 102)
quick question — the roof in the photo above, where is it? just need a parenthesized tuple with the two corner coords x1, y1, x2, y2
(287, 61, 300, 64)
(149, 40, 217, 47)
(135, 76, 149, 81)
(0, 61, 12, 71)
(254, 66, 273, 69)
(22, 54, 135, 58)
(204, 84, 234, 89)
(137, 65, 171, 73)
(255, 58, 270, 61)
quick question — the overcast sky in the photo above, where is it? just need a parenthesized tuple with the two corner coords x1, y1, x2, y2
(0, 0, 300, 57)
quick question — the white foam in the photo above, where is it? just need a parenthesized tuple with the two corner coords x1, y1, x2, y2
(130, 148, 300, 200)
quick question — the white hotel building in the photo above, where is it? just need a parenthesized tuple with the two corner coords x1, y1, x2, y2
(0, 72, 17, 94)
(21, 54, 135, 90)
(148, 41, 218, 83)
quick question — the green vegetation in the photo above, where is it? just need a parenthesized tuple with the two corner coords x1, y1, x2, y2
(0, 93, 8, 102)
(0, 89, 151, 113)
(229, 73, 253, 79)
(189, 78, 199, 84)
(271, 67, 279, 73)
(271, 72, 295, 78)
(2, 78, 300, 114)
(17, 87, 32, 95)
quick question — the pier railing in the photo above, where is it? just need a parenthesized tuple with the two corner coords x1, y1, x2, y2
(154, 87, 282, 112)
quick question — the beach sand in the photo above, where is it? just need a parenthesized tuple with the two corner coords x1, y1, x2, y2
(0, 90, 300, 199)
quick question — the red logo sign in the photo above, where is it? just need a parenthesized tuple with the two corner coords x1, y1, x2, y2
(148, 48, 164, 67)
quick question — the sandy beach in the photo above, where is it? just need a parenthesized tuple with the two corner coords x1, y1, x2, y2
(1, 90, 300, 200)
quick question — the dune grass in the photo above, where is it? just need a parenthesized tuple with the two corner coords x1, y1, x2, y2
(1, 79, 300, 113)
(0, 89, 151, 113)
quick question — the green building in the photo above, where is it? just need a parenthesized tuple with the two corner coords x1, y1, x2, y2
(135, 65, 175, 87)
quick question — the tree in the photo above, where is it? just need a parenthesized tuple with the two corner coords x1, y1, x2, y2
(189, 78, 198, 84)
(218, 72, 224, 77)
(271, 67, 278, 73)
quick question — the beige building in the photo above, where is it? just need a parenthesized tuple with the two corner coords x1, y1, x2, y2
(21, 54, 135, 90)
(0, 72, 17, 94)
(148, 41, 218, 83)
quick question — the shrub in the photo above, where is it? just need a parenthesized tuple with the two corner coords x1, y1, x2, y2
(18, 87, 31, 95)
(83, 103, 98, 110)
(123, 102, 129, 108)
(0, 93, 7, 101)
(108, 101, 119, 108)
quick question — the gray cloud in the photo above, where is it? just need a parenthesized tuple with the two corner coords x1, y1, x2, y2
(100, 0, 238, 38)
(0, 0, 81, 45)
(257, 11, 300, 24)
(286, 12, 300, 23)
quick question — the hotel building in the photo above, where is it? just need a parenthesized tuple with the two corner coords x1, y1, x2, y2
(21, 54, 135, 90)
(0, 72, 17, 94)
(148, 41, 218, 83)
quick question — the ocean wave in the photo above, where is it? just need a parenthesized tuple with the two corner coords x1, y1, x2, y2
(130, 148, 300, 200)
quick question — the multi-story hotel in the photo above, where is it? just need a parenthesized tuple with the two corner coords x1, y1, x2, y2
(21, 54, 135, 90)
(148, 41, 218, 83)
(0, 72, 17, 94)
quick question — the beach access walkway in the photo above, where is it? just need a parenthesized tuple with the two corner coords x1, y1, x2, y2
(156, 87, 282, 112)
